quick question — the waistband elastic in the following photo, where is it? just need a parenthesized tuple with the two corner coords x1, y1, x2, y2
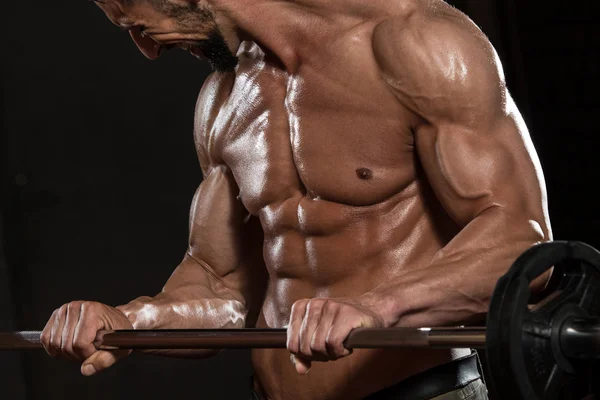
(363, 352, 482, 400)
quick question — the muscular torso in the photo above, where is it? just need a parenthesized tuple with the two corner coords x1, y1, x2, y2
(195, 11, 470, 400)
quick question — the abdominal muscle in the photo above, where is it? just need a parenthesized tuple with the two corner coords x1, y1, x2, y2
(248, 191, 471, 400)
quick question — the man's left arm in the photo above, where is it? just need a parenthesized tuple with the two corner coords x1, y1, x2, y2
(287, 16, 552, 374)
(366, 16, 553, 328)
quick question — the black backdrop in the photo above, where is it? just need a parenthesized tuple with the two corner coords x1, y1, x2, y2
(1, 1, 597, 399)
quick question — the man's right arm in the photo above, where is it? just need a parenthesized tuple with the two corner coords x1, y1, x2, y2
(120, 164, 267, 333)
(41, 157, 267, 374)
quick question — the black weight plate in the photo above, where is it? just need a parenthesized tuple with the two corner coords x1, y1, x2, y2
(486, 241, 600, 400)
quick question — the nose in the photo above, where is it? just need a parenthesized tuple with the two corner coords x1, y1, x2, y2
(129, 28, 161, 60)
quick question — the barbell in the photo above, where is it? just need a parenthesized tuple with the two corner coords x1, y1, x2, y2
(2, 241, 600, 399)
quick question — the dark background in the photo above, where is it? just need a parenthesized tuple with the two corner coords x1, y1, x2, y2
(1, 0, 597, 399)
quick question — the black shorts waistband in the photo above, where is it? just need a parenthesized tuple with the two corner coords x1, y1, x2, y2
(363, 352, 482, 400)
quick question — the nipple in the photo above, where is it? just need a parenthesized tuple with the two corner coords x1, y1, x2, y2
(356, 168, 373, 180)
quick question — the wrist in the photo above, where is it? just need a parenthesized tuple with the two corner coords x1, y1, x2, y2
(360, 287, 407, 328)
(116, 296, 157, 330)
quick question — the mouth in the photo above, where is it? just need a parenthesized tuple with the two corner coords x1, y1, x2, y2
(189, 46, 204, 59)
(162, 42, 204, 59)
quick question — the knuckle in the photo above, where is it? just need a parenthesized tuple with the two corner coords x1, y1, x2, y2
(288, 342, 299, 354)
(287, 342, 298, 353)
(289, 306, 299, 318)
(324, 300, 339, 313)
(325, 333, 334, 346)
(290, 300, 309, 320)
(46, 311, 58, 327)
(50, 336, 61, 349)
(299, 347, 311, 357)
(291, 299, 305, 313)
(334, 341, 346, 356)
(305, 299, 318, 311)
(286, 330, 298, 350)
(291, 300, 300, 311)
(57, 306, 67, 318)
(78, 311, 93, 328)
(300, 310, 311, 327)
(304, 300, 314, 313)
(60, 334, 71, 352)
(81, 302, 103, 323)
(325, 332, 342, 351)
(60, 341, 70, 352)
(311, 338, 326, 353)
(298, 329, 308, 345)
(73, 337, 87, 350)
(299, 335, 311, 354)
(82, 301, 99, 313)
(298, 332, 310, 350)
(306, 300, 323, 315)
(338, 302, 352, 313)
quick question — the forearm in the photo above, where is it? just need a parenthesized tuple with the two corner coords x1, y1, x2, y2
(118, 291, 246, 330)
(368, 208, 549, 328)
(116, 256, 248, 357)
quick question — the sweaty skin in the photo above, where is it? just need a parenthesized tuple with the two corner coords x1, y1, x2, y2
(42, 0, 551, 399)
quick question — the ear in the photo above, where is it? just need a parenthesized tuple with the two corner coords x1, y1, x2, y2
(129, 28, 162, 59)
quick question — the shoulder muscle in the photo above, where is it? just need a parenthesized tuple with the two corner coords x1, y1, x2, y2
(194, 72, 235, 175)
(372, 10, 507, 127)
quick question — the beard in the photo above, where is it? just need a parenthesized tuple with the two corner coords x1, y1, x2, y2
(192, 30, 239, 73)
(157, 1, 239, 72)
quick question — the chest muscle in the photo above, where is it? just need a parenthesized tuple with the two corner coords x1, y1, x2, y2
(196, 42, 416, 216)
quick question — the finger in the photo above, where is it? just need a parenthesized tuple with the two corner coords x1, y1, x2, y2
(291, 353, 312, 375)
(299, 300, 326, 360)
(287, 299, 309, 355)
(81, 349, 129, 376)
(61, 302, 83, 361)
(41, 310, 58, 357)
(310, 301, 338, 359)
(325, 313, 354, 359)
(49, 305, 68, 359)
(72, 302, 100, 360)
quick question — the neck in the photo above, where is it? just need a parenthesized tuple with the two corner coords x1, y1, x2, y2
(208, 0, 390, 72)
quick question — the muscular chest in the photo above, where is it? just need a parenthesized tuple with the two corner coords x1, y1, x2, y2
(196, 42, 416, 215)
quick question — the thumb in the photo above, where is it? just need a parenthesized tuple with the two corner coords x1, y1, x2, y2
(291, 354, 312, 375)
(81, 350, 130, 376)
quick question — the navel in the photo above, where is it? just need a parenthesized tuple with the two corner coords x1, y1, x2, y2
(356, 168, 373, 180)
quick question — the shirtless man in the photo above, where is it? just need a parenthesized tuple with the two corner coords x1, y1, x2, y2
(41, 0, 552, 399)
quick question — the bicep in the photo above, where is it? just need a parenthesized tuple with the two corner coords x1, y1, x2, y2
(187, 165, 250, 273)
(166, 165, 267, 308)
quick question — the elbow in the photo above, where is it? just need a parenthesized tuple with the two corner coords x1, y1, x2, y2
(486, 203, 550, 246)
(523, 218, 551, 244)
(513, 218, 553, 297)
(486, 209, 552, 295)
